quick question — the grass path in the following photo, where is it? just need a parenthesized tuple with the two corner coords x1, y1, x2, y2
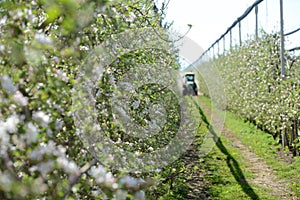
(190, 97, 298, 199)
(222, 127, 294, 199)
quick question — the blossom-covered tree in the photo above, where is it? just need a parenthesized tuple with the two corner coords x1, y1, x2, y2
(0, 0, 183, 199)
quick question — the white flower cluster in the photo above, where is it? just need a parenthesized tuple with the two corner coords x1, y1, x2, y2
(55, 69, 69, 82)
(89, 165, 117, 188)
(88, 166, 147, 200)
(119, 175, 146, 190)
(29, 141, 57, 160)
(34, 33, 52, 45)
(33, 111, 51, 127)
(57, 156, 80, 175)
(22, 122, 39, 144)
(1, 75, 17, 94)
(1, 75, 29, 107)
(13, 91, 28, 106)
(0, 115, 20, 146)
(29, 141, 80, 177)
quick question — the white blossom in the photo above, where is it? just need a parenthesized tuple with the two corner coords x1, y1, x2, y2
(1, 75, 17, 94)
(33, 111, 51, 126)
(23, 122, 39, 143)
(34, 33, 52, 45)
(0, 44, 4, 52)
(115, 190, 128, 200)
(4, 115, 20, 133)
(0, 122, 9, 145)
(25, 8, 38, 24)
(38, 161, 55, 176)
(0, 171, 13, 190)
(57, 157, 79, 175)
(119, 175, 145, 190)
(120, 175, 138, 188)
(132, 100, 140, 110)
(79, 46, 89, 51)
(0, 15, 7, 25)
(105, 172, 115, 185)
(29, 141, 56, 160)
(13, 91, 28, 106)
(89, 165, 107, 184)
(56, 69, 69, 82)
(133, 191, 145, 200)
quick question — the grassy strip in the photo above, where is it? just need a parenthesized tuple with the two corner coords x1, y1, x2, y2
(200, 136, 278, 199)
(196, 97, 278, 199)
(199, 95, 300, 197)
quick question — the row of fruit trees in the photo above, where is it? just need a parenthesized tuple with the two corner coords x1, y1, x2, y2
(0, 0, 188, 199)
(196, 33, 300, 155)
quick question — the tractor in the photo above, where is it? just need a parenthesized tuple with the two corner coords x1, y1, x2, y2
(182, 72, 198, 96)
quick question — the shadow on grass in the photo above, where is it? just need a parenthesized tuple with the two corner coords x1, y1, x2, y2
(193, 99, 260, 200)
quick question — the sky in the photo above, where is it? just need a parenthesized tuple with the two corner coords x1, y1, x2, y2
(157, 0, 300, 64)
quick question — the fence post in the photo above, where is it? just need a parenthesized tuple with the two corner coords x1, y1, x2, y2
(223, 36, 226, 55)
(239, 21, 242, 46)
(230, 30, 232, 48)
(218, 40, 220, 55)
(279, 0, 286, 149)
(255, 5, 258, 39)
(280, 0, 285, 77)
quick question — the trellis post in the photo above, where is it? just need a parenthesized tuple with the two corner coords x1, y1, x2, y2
(230, 30, 232, 48)
(223, 36, 226, 55)
(279, 0, 286, 149)
(239, 21, 242, 46)
(280, 0, 285, 77)
(218, 40, 220, 55)
(255, 5, 259, 39)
